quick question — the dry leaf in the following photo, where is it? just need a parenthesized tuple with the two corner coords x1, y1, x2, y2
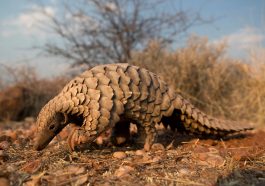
(21, 160, 42, 174)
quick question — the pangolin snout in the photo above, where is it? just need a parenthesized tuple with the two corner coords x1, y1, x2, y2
(34, 131, 55, 151)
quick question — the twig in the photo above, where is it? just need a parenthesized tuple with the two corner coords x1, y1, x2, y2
(220, 138, 227, 149)
(148, 176, 205, 186)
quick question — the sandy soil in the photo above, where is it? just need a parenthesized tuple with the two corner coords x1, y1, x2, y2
(0, 119, 264, 186)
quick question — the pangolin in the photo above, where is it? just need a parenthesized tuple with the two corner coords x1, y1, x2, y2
(34, 63, 253, 151)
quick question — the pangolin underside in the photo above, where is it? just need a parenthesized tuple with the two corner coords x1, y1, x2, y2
(34, 63, 253, 151)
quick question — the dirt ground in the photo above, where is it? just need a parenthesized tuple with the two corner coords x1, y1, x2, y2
(0, 119, 264, 186)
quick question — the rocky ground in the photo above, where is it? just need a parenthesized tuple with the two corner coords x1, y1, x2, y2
(0, 119, 264, 186)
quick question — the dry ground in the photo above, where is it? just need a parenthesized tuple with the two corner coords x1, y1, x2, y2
(0, 119, 264, 186)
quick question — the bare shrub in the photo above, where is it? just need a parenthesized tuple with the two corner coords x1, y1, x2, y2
(131, 36, 265, 126)
(0, 65, 69, 121)
(40, 0, 210, 66)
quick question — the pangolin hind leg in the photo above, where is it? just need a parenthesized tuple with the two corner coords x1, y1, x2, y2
(111, 119, 157, 151)
(134, 123, 157, 151)
(161, 109, 187, 132)
(111, 120, 131, 146)
(143, 124, 157, 151)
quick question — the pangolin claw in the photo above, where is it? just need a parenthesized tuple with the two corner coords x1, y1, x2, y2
(67, 128, 79, 151)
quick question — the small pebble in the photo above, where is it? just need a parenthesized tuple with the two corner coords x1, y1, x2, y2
(114, 165, 134, 177)
(178, 168, 189, 175)
(142, 154, 152, 162)
(115, 137, 127, 145)
(125, 150, 135, 156)
(96, 136, 104, 145)
(4, 130, 17, 141)
(24, 117, 35, 123)
(151, 156, 161, 163)
(151, 143, 165, 151)
(196, 153, 208, 161)
(206, 154, 225, 167)
(0, 177, 9, 186)
(113, 151, 127, 159)
(193, 145, 209, 153)
(0, 150, 7, 161)
(0, 141, 10, 150)
(135, 150, 145, 156)
(0, 150, 4, 156)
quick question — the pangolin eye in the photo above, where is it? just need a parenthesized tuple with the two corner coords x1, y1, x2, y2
(49, 124, 55, 130)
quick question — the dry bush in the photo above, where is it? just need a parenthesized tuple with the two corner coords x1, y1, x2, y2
(0, 65, 69, 121)
(131, 36, 265, 126)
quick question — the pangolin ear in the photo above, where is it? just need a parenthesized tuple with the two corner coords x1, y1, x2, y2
(63, 113, 68, 124)
(55, 112, 68, 124)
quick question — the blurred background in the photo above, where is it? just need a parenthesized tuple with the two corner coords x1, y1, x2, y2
(0, 0, 264, 126)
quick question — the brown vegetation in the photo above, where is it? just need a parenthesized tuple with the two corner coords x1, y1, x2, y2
(0, 66, 68, 121)
(131, 36, 265, 126)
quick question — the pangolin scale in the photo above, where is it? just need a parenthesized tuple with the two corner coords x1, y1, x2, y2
(34, 63, 253, 151)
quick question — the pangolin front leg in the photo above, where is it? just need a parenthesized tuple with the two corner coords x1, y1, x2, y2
(67, 126, 82, 151)
(143, 124, 157, 151)
(67, 126, 96, 151)
(132, 123, 157, 151)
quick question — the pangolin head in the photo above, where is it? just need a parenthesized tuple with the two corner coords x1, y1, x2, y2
(34, 103, 68, 151)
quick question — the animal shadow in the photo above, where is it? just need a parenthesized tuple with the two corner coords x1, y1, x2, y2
(216, 169, 265, 186)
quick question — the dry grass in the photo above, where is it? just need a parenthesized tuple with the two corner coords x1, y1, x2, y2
(0, 65, 68, 121)
(131, 36, 265, 126)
